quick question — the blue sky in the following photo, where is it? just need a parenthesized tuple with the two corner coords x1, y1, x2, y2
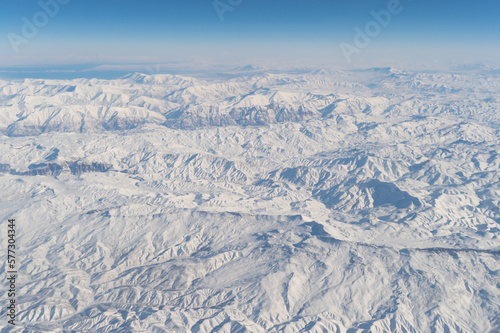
(0, 0, 499, 73)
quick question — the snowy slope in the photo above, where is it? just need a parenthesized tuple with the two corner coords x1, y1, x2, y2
(0, 69, 499, 332)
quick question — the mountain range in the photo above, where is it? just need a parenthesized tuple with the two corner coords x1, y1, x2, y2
(0, 68, 498, 332)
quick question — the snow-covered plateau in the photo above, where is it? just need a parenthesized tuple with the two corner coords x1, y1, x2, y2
(0, 68, 499, 332)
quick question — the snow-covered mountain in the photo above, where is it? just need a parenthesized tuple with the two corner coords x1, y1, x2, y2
(1, 68, 498, 136)
(0, 69, 499, 332)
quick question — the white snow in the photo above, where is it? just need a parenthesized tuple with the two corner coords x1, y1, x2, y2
(0, 68, 499, 332)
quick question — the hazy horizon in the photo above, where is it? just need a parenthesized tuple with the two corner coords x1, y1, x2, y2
(1, 0, 499, 75)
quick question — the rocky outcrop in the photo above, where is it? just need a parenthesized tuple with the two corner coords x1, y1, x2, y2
(5, 162, 112, 177)
(69, 162, 112, 175)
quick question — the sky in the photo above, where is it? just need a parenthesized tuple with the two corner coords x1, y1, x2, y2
(0, 0, 499, 76)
